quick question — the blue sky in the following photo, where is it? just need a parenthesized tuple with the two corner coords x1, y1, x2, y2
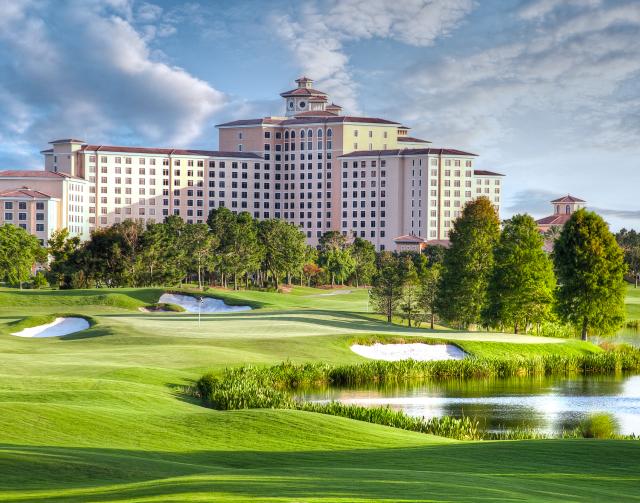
(0, 0, 638, 229)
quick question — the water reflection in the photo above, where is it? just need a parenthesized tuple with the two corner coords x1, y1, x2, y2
(299, 374, 640, 435)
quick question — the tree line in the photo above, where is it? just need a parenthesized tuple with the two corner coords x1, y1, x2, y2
(369, 197, 627, 341)
(30, 208, 376, 291)
(0, 196, 629, 340)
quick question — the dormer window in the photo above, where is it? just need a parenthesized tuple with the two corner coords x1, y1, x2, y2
(299, 101, 306, 108)
(566, 204, 571, 214)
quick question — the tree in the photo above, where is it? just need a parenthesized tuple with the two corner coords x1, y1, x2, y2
(554, 209, 627, 340)
(369, 252, 403, 323)
(184, 223, 217, 290)
(325, 247, 355, 286)
(349, 237, 376, 287)
(398, 256, 420, 326)
(485, 215, 556, 334)
(437, 197, 500, 328)
(616, 228, 640, 287)
(0, 224, 46, 288)
(259, 219, 306, 289)
(423, 244, 446, 266)
(418, 262, 442, 329)
(47, 228, 82, 288)
(318, 230, 348, 286)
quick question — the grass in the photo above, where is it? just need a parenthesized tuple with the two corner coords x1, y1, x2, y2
(626, 284, 640, 320)
(0, 285, 639, 501)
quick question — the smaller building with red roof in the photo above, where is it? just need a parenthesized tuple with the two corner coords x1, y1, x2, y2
(536, 194, 586, 232)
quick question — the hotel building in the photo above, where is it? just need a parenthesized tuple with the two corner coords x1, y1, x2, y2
(0, 77, 504, 249)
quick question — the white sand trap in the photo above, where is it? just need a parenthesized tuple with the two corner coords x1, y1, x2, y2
(11, 317, 90, 338)
(318, 289, 352, 296)
(351, 343, 465, 361)
(159, 293, 251, 313)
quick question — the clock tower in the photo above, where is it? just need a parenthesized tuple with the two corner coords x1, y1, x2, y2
(280, 77, 329, 116)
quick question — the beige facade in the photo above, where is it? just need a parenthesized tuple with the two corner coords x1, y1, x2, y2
(0, 171, 90, 244)
(3, 77, 504, 251)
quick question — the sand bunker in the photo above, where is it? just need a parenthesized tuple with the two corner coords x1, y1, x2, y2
(11, 317, 90, 338)
(351, 343, 465, 361)
(159, 293, 251, 313)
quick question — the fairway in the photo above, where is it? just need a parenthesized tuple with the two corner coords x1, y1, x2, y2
(0, 286, 639, 502)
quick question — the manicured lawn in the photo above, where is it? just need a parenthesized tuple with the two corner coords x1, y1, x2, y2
(627, 284, 640, 320)
(0, 286, 639, 501)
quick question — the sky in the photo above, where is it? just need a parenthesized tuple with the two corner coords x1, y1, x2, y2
(0, 0, 638, 230)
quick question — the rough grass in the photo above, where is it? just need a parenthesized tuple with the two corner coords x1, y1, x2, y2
(0, 286, 639, 501)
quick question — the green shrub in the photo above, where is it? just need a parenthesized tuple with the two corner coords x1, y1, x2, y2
(579, 412, 620, 439)
(32, 271, 49, 289)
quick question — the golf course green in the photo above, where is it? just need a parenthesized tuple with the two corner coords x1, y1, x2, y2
(0, 285, 639, 502)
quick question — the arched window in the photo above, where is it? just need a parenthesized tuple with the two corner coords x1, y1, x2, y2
(307, 129, 313, 137)
(284, 130, 289, 139)
(291, 130, 296, 139)
(566, 204, 571, 214)
(555, 205, 560, 214)
(317, 129, 323, 138)
(327, 128, 333, 137)
(300, 129, 305, 138)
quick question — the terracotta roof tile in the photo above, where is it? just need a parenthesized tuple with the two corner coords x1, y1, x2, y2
(550, 195, 585, 203)
(0, 170, 84, 180)
(340, 148, 477, 158)
(280, 87, 328, 97)
(394, 234, 426, 243)
(0, 188, 54, 199)
(536, 214, 572, 225)
(80, 145, 262, 159)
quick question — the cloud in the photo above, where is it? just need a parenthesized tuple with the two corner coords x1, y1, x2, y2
(591, 208, 640, 221)
(272, 0, 474, 113)
(0, 0, 227, 168)
(506, 189, 560, 217)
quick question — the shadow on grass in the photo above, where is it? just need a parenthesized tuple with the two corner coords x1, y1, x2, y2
(0, 440, 639, 502)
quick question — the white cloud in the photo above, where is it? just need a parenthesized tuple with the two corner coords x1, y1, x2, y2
(273, 0, 474, 113)
(0, 0, 227, 165)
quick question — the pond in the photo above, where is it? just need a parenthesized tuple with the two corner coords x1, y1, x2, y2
(299, 374, 640, 435)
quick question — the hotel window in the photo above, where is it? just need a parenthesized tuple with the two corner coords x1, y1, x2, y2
(150, 158, 156, 165)
(188, 160, 194, 167)
(125, 157, 132, 164)
(18, 212, 27, 221)
(354, 130, 358, 137)
(238, 132, 243, 139)
(36, 202, 44, 210)
(455, 160, 461, 166)
(238, 144, 243, 152)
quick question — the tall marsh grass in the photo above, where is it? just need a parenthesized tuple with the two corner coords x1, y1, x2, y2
(193, 345, 640, 441)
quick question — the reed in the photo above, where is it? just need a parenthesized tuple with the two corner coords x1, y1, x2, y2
(193, 345, 640, 441)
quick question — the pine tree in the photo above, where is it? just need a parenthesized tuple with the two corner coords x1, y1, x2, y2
(369, 252, 403, 323)
(485, 214, 556, 333)
(437, 197, 500, 328)
(554, 209, 627, 340)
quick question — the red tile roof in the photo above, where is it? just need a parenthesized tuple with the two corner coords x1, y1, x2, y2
(0, 170, 83, 180)
(536, 214, 572, 225)
(550, 195, 585, 203)
(398, 136, 431, 143)
(340, 148, 477, 158)
(474, 170, 505, 176)
(293, 110, 339, 118)
(394, 234, 425, 243)
(216, 116, 401, 128)
(0, 188, 53, 199)
(280, 87, 328, 98)
(79, 145, 262, 159)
